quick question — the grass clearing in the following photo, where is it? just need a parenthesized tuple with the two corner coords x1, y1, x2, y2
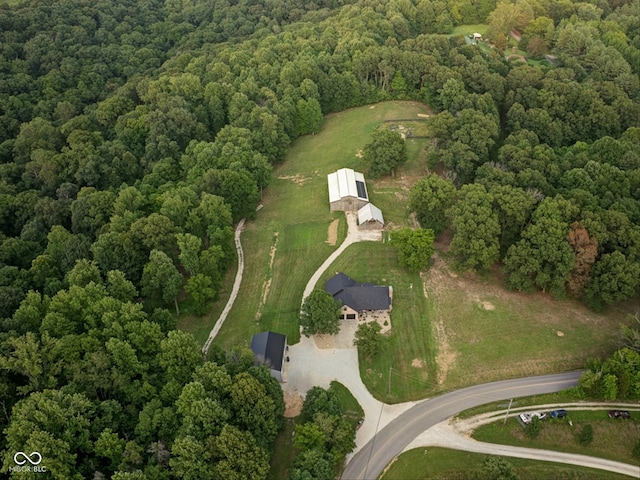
(330, 381, 364, 428)
(380, 447, 632, 480)
(268, 418, 297, 480)
(319, 242, 436, 403)
(448, 24, 489, 37)
(422, 253, 633, 395)
(211, 101, 432, 350)
(207, 100, 635, 406)
(472, 413, 640, 465)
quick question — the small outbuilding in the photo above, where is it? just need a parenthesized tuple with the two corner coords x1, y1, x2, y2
(250, 331, 287, 382)
(357, 203, 384, 230)
(328, 168, 369, 212)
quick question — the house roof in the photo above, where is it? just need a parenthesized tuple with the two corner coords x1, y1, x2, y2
(325, 272, 390, 312)
(325, 272, 356, 296)
(358, 203, 384, 225)
(327, 168, 368, 203)
(250, 331, 286, 371)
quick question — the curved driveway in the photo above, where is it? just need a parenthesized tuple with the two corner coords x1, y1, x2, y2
(341, 372, 583, 480)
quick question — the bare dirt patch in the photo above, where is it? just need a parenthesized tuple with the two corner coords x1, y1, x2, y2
(480, 301, 495, 311)
(417, 113, 430, 118)
(421, 262, 459, 385)
(255, 233, 279, 320)
(326, 218, 339, 246)
(411, 358, 425, 368)
(557, 330, 565, 337)
(314, 334, 335, 349)
(277, 174, 312, 186)
(283, 391, 303, 418)
(434, 319, 458, 385)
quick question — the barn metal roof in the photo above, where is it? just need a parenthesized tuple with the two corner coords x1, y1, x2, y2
(328, 168, 368, 203)
(357, 203, 384, 225)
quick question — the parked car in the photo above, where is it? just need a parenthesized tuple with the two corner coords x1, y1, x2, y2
(608, 410, 631, 419)
(519, 411, 545, 424)
(549, 409, 567, 418)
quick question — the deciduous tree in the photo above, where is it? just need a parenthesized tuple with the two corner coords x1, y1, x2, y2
(362, 128, 407, 178)
(390, 227, 435, 272)
(300, 289, 341, 337)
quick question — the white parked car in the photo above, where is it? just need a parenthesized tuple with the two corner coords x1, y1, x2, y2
(519, 411, 546, 424)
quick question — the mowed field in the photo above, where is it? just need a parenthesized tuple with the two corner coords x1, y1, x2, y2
(190, 100, 635, 405)
(380, 447, 632, 480)
(210, 101, 432, 350)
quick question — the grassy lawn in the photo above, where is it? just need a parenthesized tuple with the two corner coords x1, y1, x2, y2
(211, 101, 432, 350)
(380, 447, 633, 480)
(455, 391, 585, 419)
(472, 412, 640, 466)
(330, 381, 364, 428)
(448, 24, 489, 37)
(422, 254, 634, 395)
(268, 417, 297, 480)
(319, 242, 436, 403)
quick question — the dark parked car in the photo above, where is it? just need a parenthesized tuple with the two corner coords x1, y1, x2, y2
(549, 409, 567, 418)
(608, 410, 631, 419)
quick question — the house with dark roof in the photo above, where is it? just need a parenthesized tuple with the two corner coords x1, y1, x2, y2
(250, 331, 287, 382)
(325, 272, 391, 320)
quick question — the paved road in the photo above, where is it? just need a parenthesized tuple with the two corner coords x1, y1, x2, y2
(341, 371, 583, 480)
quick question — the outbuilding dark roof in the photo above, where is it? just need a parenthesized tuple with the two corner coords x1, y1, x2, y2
(250, 331, 286, 371)
(325, 273, 390, 312)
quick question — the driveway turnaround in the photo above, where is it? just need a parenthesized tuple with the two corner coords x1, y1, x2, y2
(341, 372, 583, 480)
(283, 321, 416, 455)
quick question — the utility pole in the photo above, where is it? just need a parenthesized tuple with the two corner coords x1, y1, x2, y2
(504, 398, 513, 425)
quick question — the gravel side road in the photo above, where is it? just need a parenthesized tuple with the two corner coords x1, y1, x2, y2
(408, 419, 639, 478)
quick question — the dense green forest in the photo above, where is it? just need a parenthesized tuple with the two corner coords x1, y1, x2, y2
(0, 0, 639, 477)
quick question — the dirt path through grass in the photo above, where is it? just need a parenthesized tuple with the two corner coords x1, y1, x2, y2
(202, 219, 245, 355)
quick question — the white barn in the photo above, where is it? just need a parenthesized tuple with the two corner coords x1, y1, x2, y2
(327, 168, 369, 212)
(357, 203, 384, 230)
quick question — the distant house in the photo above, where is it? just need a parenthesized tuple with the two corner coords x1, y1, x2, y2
(325, 272, 391, 319)
(328, 168, 369, 212)
(473, 32, 482, 40)
(357, 203, 384, 230)
(250, 331, 287, 382)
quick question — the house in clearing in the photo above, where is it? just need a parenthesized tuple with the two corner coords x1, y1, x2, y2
(357, 203, 384, 230)
(325, 272, 391, 320)
(250, 331, 287, 382)
(327, 168, 369, 212)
